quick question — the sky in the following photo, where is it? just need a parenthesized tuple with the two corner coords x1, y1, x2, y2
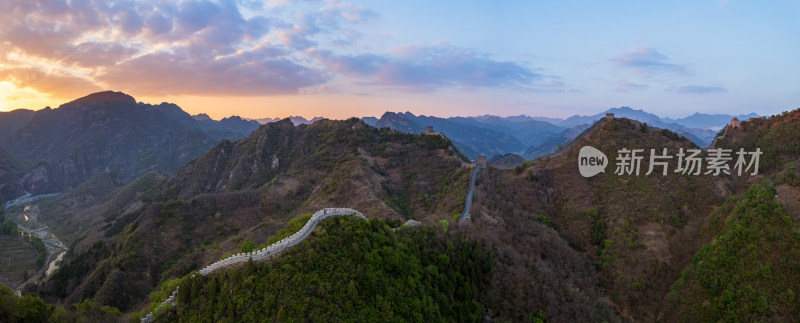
(0, 0, 797, 120)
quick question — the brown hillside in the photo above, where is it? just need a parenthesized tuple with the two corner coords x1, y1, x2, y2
(465, 117, 730, 321)
(36, 118, 471, 311)
(656, 108, 800, 321)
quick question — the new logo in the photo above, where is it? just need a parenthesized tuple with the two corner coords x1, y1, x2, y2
(578, 146, 608, 178)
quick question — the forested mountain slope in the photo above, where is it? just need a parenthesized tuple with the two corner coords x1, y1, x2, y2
(36, 118, 471, 312)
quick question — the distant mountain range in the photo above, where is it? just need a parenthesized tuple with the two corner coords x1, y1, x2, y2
(663, 112, 760, 130)
(0, 91, 259, 198)
(542, 107, 757, 145)
(374, 112, 544, 158)
(248, 116, 325, 126)
(0, 91, 760, 198)
(527, 107, 757, 130)
(369, 107, 758, 160)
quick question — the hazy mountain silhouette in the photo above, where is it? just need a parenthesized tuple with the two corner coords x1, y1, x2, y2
(0, 91, 259, 195)
(374, 111, 564, 159)
(552, 106, 758, 146)
(663, 112, 760, 130)
(373, 107, 759, 156)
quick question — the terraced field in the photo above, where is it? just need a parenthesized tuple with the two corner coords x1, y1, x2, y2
(0, 235, 37, 288)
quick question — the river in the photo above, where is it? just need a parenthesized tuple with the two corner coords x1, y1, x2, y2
(11, 202, 68, 291)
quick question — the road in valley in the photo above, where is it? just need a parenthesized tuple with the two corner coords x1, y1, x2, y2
(9, 202, 68, 292)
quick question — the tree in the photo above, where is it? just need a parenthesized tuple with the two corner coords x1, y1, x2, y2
(347, 280, 359, 301)
(437, 220, 450, 233)
(0, 220, 18, 235)
(168, 218, 491, 321)
(246, 257, 256, 275)
(16, 294, 50, 322)
(240, 239, 256, 253)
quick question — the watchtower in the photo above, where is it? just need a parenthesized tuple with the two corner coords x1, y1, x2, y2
(730, 117, 741, 128)
(477, 155, 487, 166)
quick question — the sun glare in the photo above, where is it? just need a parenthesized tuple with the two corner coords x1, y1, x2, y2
(0, 81, 61, 111)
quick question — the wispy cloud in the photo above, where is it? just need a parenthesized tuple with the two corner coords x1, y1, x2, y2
(607, 47, 688, 76)
(719, 0, 733, 8)
(97, 46, 329, 96)
(615, 80, 648, 92)
(309, 44, 561, 92)
(667, 85, 727, 94)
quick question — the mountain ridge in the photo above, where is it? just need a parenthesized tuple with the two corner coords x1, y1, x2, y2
(35, 117, 472, 311)
(9, 104, 798, 322)
(369, 107, 757, 160)
(0, 91, 260, 195)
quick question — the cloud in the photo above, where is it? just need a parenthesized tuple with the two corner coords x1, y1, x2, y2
(159, 0, 271, 55)
(319, 1, 379, 25)
(277, 1, 377, 51)
(310, 44, 559, 92)
(0, 68, 102, 98)
(667, 85, 727, 94)
(63, 42, 140, 68)
(0, 0, 548, 99)
(96, 47, 329, 96)
(277, 14, 322, 50)
(0, 0, 360, 98)
(615, 80, 648, 92)
(719, 0, 733, 7)
(607, 47, 688, 76)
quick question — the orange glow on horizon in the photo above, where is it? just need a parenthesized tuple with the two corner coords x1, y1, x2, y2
(2, 86, 545, 120)
(0, 82, 63, 112)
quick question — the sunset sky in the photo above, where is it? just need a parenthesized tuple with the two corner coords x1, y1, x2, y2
(0, 0, 798, 120)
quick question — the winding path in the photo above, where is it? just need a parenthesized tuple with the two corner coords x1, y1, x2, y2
(142, 208, 366, 323)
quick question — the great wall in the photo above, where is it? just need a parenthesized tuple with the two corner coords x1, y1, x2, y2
(141, 142, 484, 321)
(459, 164, 481, 222)
(142, 208, 367, 322)
(199, 208, 366, 275)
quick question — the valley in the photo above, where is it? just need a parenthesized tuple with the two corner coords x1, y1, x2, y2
(1, 199, 68, 292)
